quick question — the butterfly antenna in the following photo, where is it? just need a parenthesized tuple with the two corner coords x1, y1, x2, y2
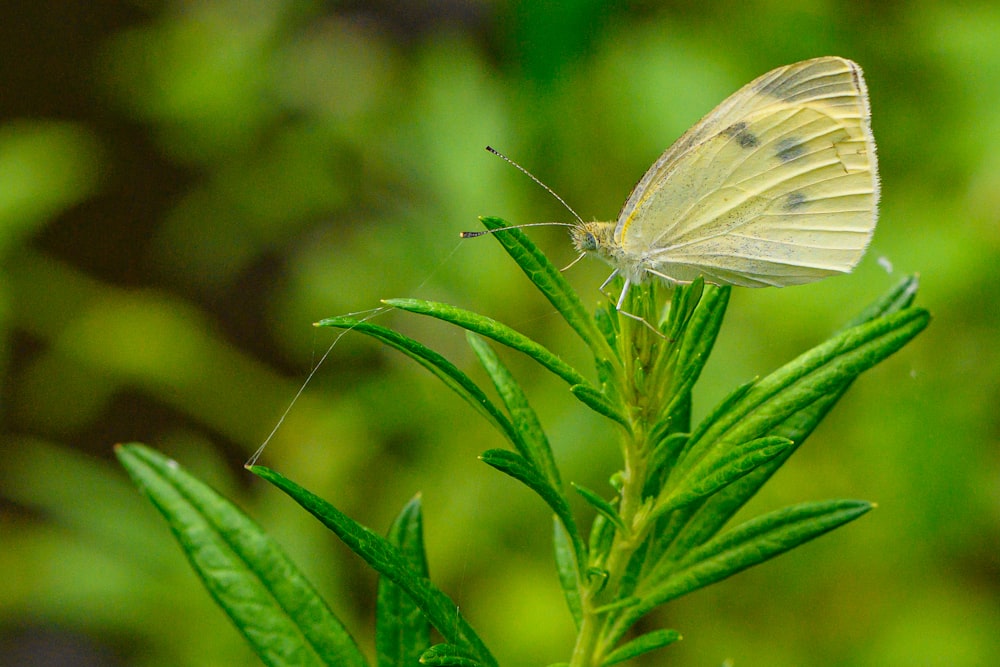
(485, 145, 584, 224)
(560, 253, 587, 272)
(460, 147, 585, 239)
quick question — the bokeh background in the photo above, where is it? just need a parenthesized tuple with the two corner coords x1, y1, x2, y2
(1, 2, 997, 665)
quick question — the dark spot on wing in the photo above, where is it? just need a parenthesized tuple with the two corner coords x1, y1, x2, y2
(776, 137, 805, 162)
(783, 192, 807, 210)
(724, 122, 759, 149)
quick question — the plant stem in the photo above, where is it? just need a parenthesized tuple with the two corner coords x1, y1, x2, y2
(570, 285, 673, 666)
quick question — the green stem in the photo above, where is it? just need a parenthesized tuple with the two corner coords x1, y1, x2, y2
(570, 284, 673, 666)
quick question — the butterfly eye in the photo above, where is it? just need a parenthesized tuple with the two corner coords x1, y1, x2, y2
(581, 232, 598, 251)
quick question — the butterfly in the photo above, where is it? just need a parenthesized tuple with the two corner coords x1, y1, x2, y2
(568, 56, 879, 309)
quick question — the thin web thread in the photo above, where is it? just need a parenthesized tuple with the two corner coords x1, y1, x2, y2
(246, 241, 467, 468)
(245, 306, 389, 467)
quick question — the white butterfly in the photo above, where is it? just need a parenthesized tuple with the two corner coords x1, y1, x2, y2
(571, 56, 879, 308)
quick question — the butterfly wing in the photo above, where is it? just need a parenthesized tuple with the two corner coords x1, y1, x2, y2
(617, 57, 879, 287)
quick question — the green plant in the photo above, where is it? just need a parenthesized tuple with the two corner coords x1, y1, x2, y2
(117, 216, 928, 666)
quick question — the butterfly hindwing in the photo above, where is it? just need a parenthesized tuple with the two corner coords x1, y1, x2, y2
(615, 57, 878, 288)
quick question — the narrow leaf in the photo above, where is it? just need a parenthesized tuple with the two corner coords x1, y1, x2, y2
(653, 437, 793, 519)
(553, 518, 584, 629)
(467, 333, 560, 486)
(116, 444, 367, 667)
(676, 378, 758, 454)
(317, 317, 521, 452)
(614, 540, 649, 603)
(476, 216, 612, 359)
(570, 384, 631, 432)
(664, 278, 705, 342)
(609, 500, 872, 643)
(840, 274, 920, 330)
(248, 465, 496, 667)
(383, 298, 590, 388)
(602, 628, 682, 666)
(647, 432, 689, 485)
(674, 307, 929, 479)
(376, 495, 431, 667)
(588, 512, 617, 567)
(673, 284, 730, 377)
(660, 278, 927, 558)
(573, 483, 626, 532)
(419, 644, 482, 667)
(480, 449, 586, 568)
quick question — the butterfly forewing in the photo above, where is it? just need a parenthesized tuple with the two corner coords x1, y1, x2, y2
(615, 56, 878, 288)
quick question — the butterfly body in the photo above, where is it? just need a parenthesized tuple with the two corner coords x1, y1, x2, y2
(572, 56, 879, 308)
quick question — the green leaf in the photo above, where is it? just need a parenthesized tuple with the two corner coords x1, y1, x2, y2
(588, 512, 617, 567)
(570, 383, 631, 432)
(647, 432, 689, 485)
(475, 216, 612, 360)
(602, 628, 682, 666)
(652, 436, 794, 519)
(671, 378, 757, 452)
(609, 500, 872, 643)
(383, 298, 590, 388)
(419, 644, 483, 666)
(115, 444, 367, 667)
(648, 287, 731, 446)
(479, 449, 586, 568)
(674, 306, 929, 480)
(593, 301, 621, 352)
(467, 332, 561, 486)
(672, 285, 729, 380)
(553, 518, 584, 629)
(316, 316, 521, 452)
(573, 482, 626, 532)
(376, 495, 431, 667)
(614, 540, 649, 603)
(659, 277, 928, 560)
(248, 465, 497, 667)
(840, 274, 920, 330)
(663, 278, 705, 341)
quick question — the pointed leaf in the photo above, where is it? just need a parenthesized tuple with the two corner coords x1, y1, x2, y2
(467, 333, 560, 486)
(647, 432, 689, 485)
(673, 284, 729, 377)
(663, 278, 705, 342)
(660, 277, 927, 558)
(553, 518, 584, 629)
(602, 628, 682, 666)
(116, 444, 367, 667)
(675, 306, 929, 480)
(573, 482, 625, 532)
(614, 540, 649, 603)
(653, 437, 793, 519)
(841, 275, 920, 330)
(248, 465, 496, 667)
(609, 500, 872, 643)
(588, 512, 617, 566)
(570, 384, 631, 432)
(419, 644, 483, 666)
(376, 495, 431, 667)
(316, 316, 521, 452)
(479, 449, 586, 568)
(383, 298, 590, 388)
(475, 216, 613, 360)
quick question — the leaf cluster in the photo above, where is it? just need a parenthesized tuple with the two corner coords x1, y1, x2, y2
(117, 216, 927, 666)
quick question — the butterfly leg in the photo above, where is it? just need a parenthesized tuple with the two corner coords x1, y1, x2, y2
(615, 277, 632, 311)
(611, 276, 668, 337)
(599, 269, 620, 292)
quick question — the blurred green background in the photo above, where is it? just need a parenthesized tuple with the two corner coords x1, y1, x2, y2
(1, 1, 997, 665)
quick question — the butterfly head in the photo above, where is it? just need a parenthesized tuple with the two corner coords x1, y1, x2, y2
(571, 221, 617, 257)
